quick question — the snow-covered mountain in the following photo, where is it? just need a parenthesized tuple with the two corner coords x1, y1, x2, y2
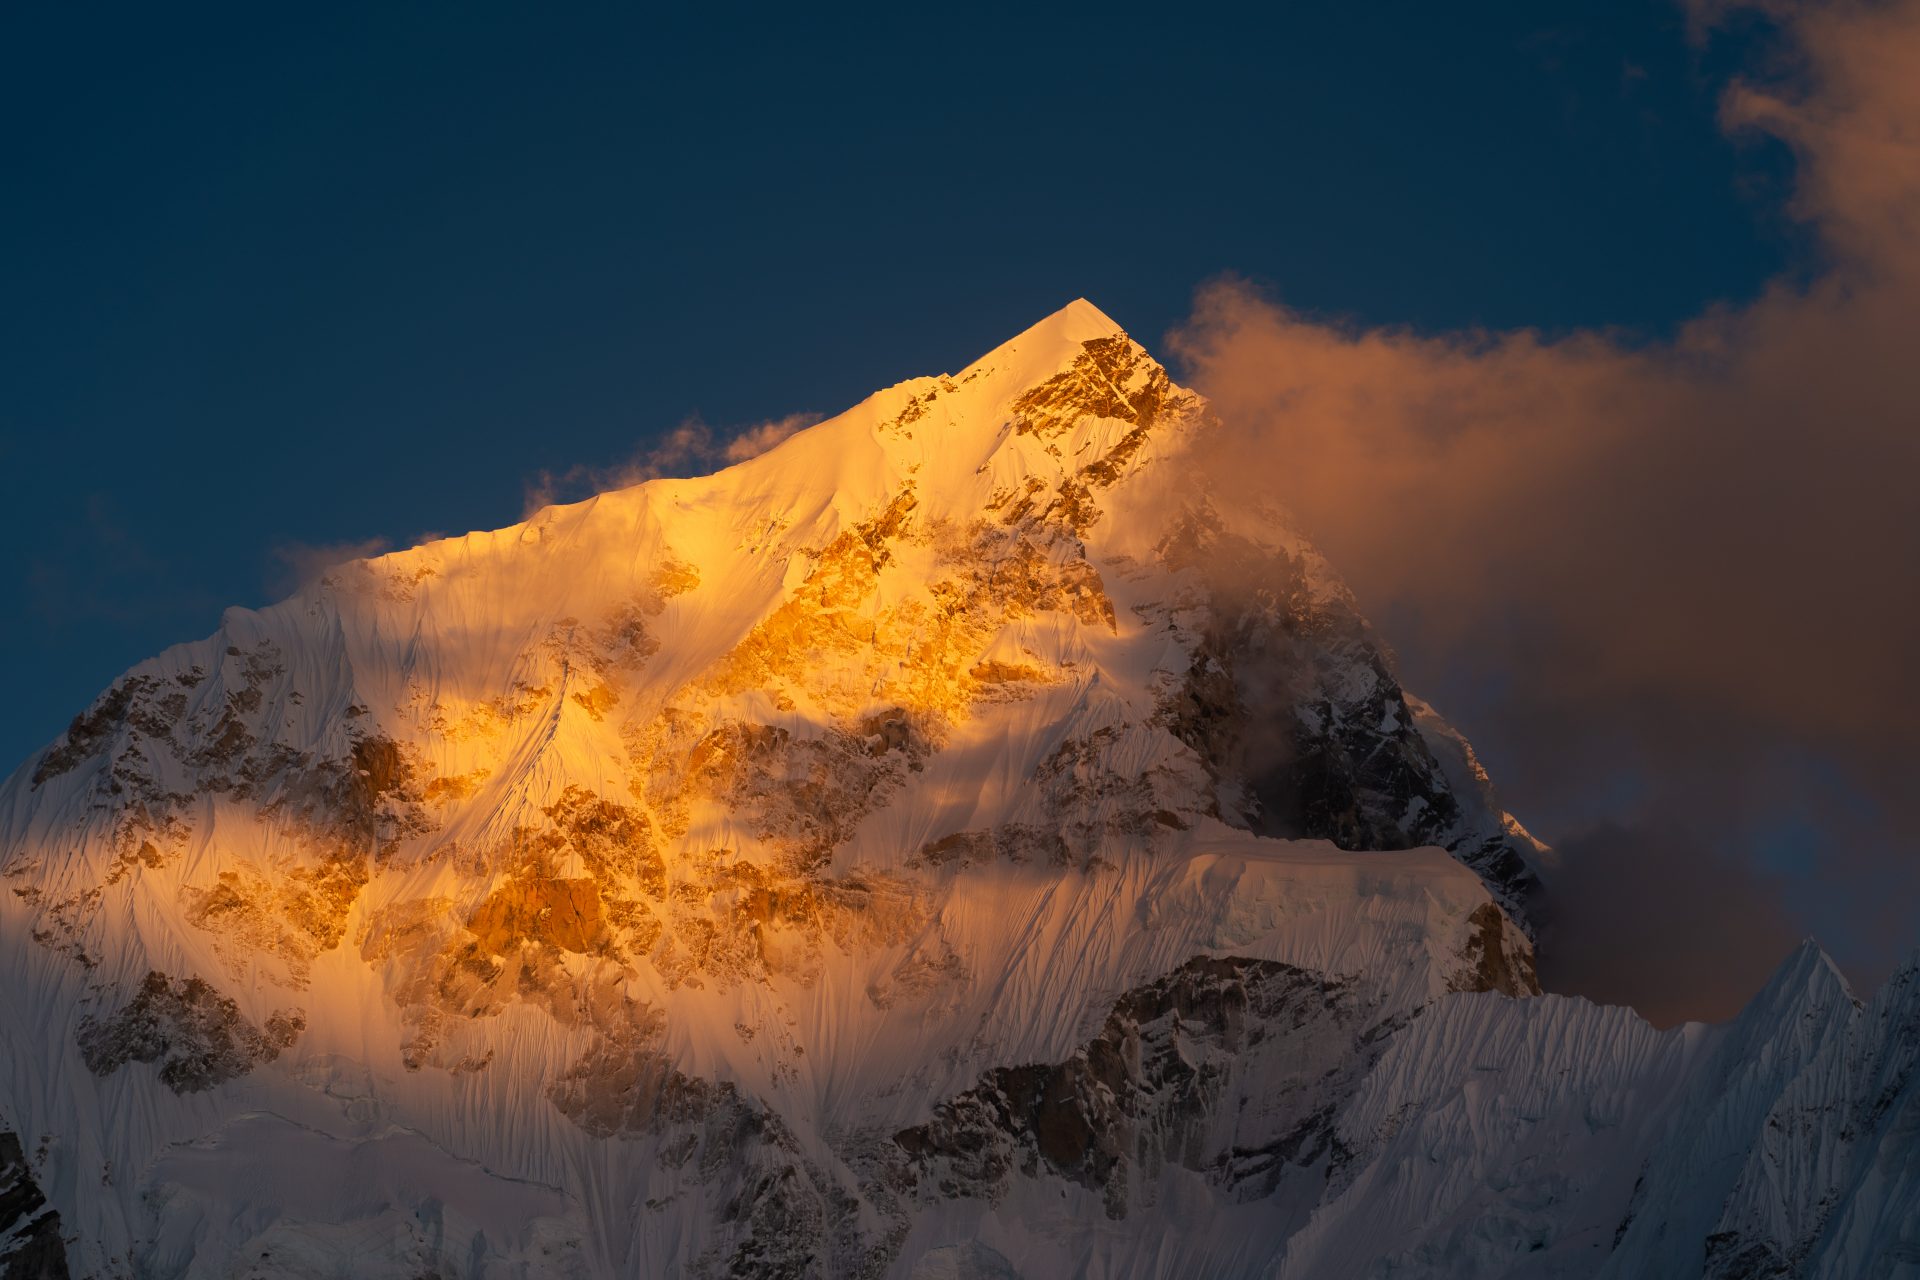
(0, 301, 1911, 1279)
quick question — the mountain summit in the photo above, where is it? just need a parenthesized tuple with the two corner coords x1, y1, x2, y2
(1, 304, 1911, 1279)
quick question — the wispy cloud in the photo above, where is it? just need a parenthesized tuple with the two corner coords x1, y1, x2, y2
(265, 537, 394, 596)
(721, 413, 814, 463)
(522, 412, 820, 516)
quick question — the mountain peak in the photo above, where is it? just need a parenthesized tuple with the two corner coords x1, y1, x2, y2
(0, 294, 1568, 1279)
(1016, 296, 1127, 343)
(1726, 937, 1857, 1036)
(954, 297, 1135, 389)
(1044, 296, 1127, 338)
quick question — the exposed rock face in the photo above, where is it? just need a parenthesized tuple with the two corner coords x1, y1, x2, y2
(179, 847, 372, 989)
(1454, 902, 1540, 996)
(76, 971, 304, 1094)
(1152, 505, 1542, 923)
(0, 1131, 69, 1280)
(893, 957, 1393, 1222)
(468, 874, 606, 955)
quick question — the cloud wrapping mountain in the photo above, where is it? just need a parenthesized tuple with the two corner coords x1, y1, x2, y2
(1170, 0, 1920, 1022)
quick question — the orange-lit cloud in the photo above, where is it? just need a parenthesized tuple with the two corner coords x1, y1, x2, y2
(1173, 0, 1920, 1024)
(721, 413, 815, 463)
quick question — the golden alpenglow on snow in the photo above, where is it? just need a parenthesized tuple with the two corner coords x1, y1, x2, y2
(2, 304, 1913, 1278)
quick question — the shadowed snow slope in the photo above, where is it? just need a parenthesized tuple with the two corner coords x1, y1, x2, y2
(0, 301, 1909, 1278)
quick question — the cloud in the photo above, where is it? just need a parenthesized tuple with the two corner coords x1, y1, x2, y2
(267, 537, 392, 596)
(722, 413, 815, 463)
(1535, 820, 1803, 1027)
(522, 412, 821, 516)
(1170, 0, 1920, 1022)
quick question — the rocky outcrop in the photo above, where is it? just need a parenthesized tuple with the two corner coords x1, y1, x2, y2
(361, 781, 929, 1073)
(0, 1131, 69, 1280)
(1453, 903, 1541, 996)
(554, 1038, 899, 1280)
(179, 848, 372, 989)
(893, 956, 1395, 1222)
(75, 971, 304, 1094)
(1152, 505, 1542, 924)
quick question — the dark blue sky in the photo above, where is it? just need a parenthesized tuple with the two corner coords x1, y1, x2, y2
(2, 3, 1794, 773)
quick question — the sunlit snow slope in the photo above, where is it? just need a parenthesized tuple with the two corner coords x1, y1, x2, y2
(1, 302, 1911, 1279)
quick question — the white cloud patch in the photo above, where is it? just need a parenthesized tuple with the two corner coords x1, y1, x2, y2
(522, 412, 822, 516)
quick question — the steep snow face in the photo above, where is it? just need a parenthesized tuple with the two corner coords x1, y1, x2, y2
(1694, 953, 1920, 1280)
(0, 299, 1905, 1279)
(1274, 944, 1920, 1280)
